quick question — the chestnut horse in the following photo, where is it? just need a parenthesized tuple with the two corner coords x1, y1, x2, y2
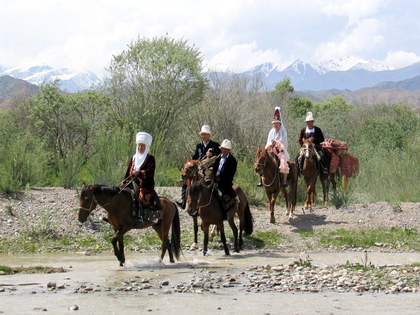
(78, 184, 181, 266)
(186, 180, 253, 256)
(298, 138, 320, 210)
(254, 146, 298, 222)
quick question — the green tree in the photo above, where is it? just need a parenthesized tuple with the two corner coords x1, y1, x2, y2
(106, 36, 207, 154)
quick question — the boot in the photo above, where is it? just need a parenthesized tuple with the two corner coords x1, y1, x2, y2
(132, 198, 143, 224)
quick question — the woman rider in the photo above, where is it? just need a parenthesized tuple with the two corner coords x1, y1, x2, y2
(121, 131, 160, 223)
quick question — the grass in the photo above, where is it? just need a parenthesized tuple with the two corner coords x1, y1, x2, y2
(317, 227, 419, 250)
(0, 265, 65, 275)
(0, 225, 418, 254)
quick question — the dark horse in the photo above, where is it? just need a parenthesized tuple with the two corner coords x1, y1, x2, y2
(182, 159, 253, 248)
(78, 184, 181, 266)
(254, 146, 298, 222)
(186, 180, 253, 256)
(298, 138, 320, 210)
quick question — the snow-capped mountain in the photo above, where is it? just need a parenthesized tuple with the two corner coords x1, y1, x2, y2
(0, 64, 103, 92)
(240, 58, 420, 91)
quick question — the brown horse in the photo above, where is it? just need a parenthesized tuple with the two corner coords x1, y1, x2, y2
(186, 180, 253, 256)
(182, 159, 253, 247)
(181, 159, 201, 247)
(254, 146, 298, 222)
(78, 184, 181, 266)
(298, 138, 320, 210)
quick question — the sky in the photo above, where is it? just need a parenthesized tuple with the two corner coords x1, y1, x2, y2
(1, 0, 420, 75)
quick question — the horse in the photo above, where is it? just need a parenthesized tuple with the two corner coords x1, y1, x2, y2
(254, 146, 298, 222)
(182, 159, 253, 247)
(298, 138, 320, 210)
(186, 180, 254, 256)
(181, 159, 201, 246)
(78, 184, 181, 266)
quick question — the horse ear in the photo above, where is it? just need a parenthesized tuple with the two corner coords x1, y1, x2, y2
(82, 182, 86, 188)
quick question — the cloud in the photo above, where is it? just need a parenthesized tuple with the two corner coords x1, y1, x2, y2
(315, 18, 385, 61)
(384, 51, 420, 69)
(321, 0, 385, 26)
(205, 41, 284, 71)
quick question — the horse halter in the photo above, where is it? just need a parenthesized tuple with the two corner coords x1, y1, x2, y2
(254, 150, 267, 175)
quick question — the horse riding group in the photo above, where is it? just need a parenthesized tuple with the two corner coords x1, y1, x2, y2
(78, 107, 358, 266)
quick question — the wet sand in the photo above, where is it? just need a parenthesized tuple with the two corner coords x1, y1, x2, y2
(1, 251, 419, 314)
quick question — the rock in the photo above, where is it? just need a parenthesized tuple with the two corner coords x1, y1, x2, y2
(47, 282, 56, 289)
(33, 307, 47, 311)
(68, 305, 79, 311)
(161, 280, 169, 286)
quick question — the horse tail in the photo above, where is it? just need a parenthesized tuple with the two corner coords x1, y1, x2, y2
(170, 203, 181, 261)
(243, 201, 254, 236)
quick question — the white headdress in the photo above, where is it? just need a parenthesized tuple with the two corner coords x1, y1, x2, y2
(133, 132, 153, 171)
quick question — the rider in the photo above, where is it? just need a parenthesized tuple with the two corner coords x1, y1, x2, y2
(121, 131, 160, 223)
(213, 139, 237, 218)
(265, 106, 289, 187)
(176, 125, 221, 209)
(298, 112, 329, 173)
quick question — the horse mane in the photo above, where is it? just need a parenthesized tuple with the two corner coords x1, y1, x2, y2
(91, 185, 130, 197)
(189, 181, 201, 195)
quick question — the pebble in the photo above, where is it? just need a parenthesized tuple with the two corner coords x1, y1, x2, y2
(68, 305, 79, 311)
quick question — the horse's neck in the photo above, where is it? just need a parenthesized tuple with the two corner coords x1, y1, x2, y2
(199, 184, 219, 208)
(94, 187, 125, 209)
(263, 153, 278, 178)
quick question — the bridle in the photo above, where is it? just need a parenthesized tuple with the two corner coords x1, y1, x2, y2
(187, 182, 216, 214)
(254, 149, 280, 188)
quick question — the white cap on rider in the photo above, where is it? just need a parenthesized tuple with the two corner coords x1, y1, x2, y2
(305, 112, 314, 122)
(136, 132, 153, 147)
(220, 139, 232, 150)
(199, 125, 211, 135)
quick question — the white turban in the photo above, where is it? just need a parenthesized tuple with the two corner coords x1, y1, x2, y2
(133, 132, 153, 171)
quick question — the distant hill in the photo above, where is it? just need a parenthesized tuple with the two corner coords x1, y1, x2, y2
(373, 75, 420, 91)
(0, 75, 39, 109)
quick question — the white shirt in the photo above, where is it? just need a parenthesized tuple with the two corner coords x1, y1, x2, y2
(216, 154, 229, 176)
(265, 125, 290, 160)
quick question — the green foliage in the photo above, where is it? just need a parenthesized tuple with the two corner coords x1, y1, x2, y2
(85, 129, 133, 186)
(318, 227, 419, 250)
(107, 36, 207, 156)
(290, 97, 313, 117)
(274, 77, 294, 95)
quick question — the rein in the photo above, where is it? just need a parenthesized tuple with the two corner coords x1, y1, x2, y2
(255, 150, 280, 188)
(190, 182, 216, 209)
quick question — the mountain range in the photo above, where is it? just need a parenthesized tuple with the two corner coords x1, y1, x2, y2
(242, 57, 420, 91)
(1, 57, 420, 109)
(0, 64, 102, 93)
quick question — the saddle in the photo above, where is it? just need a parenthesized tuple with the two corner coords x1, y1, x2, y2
(131, 190, 161, 223)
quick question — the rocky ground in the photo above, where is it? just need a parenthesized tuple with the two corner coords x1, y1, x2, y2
(0, 187, 419, 314)
(0, 186, 418, 244)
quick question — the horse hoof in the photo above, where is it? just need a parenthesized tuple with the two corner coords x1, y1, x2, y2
(119, 262, 124, 267)
(270, 217, 276, 224)
(189, 243, 198, 250)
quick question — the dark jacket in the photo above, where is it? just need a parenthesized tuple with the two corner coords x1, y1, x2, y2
(124, 154, 157, 205)
(212, 154, 237, 198)
(299, 126, 325, 148)
(192, 140, 221, 160)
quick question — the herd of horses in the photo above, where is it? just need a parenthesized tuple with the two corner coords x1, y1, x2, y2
(78, 139, 343, 266)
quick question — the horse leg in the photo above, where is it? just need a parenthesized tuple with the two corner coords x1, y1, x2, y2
(152, 224, 174, 263)
(218, 222, 230, 255)
(190, 216, 199, 250)
(320, 174, 329, 206)
(304, 177, 311, 210)
(342, 175, 348, 196)
(111, 232, 124, 266)
(237, 205, 245, 248)
(281, 187, 289, 217)
(227, 217, 239, 253)
(202, 222, 210, 256)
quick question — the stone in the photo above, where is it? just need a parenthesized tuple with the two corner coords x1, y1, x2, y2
(68, 305, 79, 311)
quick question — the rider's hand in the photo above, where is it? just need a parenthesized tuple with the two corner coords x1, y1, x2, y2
(206, 151, 213, 158)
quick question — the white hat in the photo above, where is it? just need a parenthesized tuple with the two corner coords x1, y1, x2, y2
(136, 132, 153, 147)
(305, 112, 314, 122)
(220, 139, 232, 150)
(199, 125, 211, 135)
(272, 106, 282, 124)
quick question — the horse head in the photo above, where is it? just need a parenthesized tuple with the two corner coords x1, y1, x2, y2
(301, 138, 316, 160)
(181, 159, 199, 182)
(185, 181, 202, 216)
(78, 184, 98, 222)
(254, 146, 267, 175)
